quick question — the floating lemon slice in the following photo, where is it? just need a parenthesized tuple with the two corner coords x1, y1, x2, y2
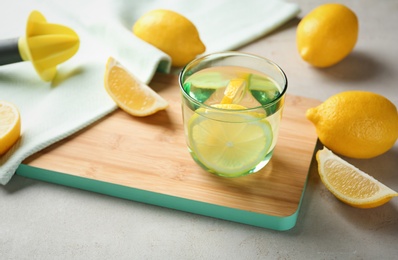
(0, 101, 21, 155)
(221, 78, 247, 104)
(317, 147, 398, 208)
(104, 57, 168, 117)
(188, 104, 273, 177)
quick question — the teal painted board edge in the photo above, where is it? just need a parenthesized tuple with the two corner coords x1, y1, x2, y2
(16, 164, 306, 231)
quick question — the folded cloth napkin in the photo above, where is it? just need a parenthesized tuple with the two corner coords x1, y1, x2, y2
(0, 0, 299, 185)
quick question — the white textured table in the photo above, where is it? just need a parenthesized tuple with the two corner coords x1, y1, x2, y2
(1, 0, 397, 259)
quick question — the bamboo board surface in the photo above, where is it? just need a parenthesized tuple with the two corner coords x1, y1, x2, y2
(19, 73, 320, 229)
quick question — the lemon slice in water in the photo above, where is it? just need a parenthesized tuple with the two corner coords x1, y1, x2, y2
(221, 78, 247, 104)
(188, 104, 273, 177)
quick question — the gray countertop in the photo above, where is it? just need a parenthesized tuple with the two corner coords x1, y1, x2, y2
(1, 0, 397, 259)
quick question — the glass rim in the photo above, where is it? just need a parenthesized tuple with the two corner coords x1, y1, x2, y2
(178, 51, 288, 112)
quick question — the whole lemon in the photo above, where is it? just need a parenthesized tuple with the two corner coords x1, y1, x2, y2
(297, 4, 358, 67)
(306, 91, 398, 159)
(133, 9, 206, 67)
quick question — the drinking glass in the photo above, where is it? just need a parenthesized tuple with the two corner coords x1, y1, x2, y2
(179, 51, 287, 177)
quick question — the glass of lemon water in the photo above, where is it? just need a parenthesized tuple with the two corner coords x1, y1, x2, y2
(179, 51, 287, 177)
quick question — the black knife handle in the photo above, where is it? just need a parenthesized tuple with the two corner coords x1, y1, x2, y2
(0, 38, 23, 65)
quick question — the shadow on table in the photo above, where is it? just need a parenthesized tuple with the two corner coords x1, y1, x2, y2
(285, 140, 322, 235)
(312, 50, 391, 83)
(1, 174, 39, 193)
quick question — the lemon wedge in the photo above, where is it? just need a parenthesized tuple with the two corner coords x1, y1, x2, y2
(317, 147, 398, 208)
(104, 57, 168, 117)
(220, 78, 247, 104)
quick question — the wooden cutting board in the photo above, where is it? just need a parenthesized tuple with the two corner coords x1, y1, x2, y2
(17, 73, 320, 231)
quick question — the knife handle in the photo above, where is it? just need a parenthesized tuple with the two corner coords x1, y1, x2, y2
(0, 38, 23, 65)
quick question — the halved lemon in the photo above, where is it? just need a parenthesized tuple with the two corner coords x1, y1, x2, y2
(317, 147, 398, 208)
(104, 57, 168, 117)
(0, 101, 21, 156)
(188, 104, 273, 177)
